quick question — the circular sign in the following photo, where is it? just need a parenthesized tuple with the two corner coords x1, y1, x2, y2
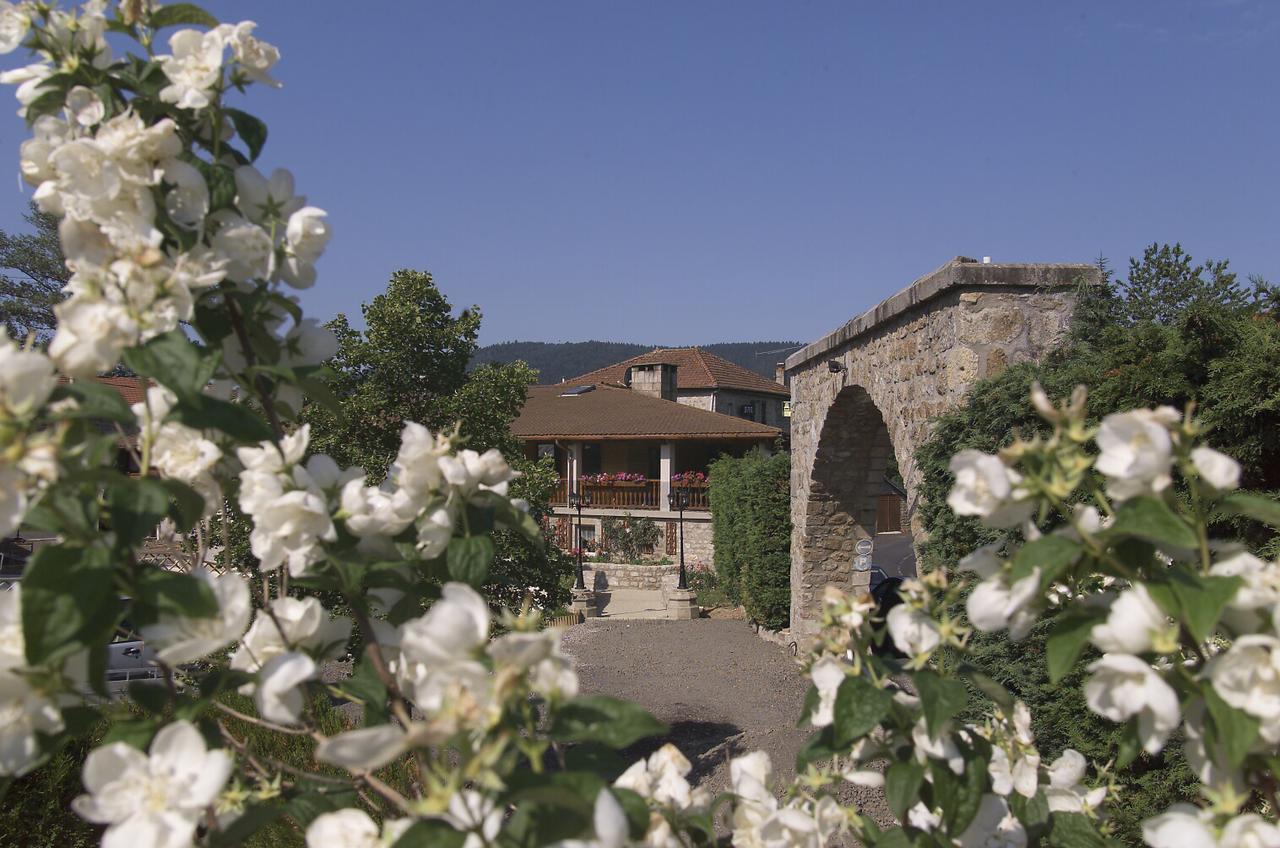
(855, 538, 874, 556)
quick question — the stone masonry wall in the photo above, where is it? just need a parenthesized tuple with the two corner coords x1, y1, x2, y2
(785, 258, 1099, 636)
(582, 562, 682, 592)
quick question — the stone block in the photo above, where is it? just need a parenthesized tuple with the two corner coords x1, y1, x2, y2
(666, 589, 699, 620)
(571, 589, 599, 619)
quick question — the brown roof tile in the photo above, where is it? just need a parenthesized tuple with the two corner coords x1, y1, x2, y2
(512, 384, 780, 441)
(57, 375, 150, 406)
(565, 348, 789, 397)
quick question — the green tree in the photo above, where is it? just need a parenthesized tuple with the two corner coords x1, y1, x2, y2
(0, 202, 68, 341)
(304, 268, 571, 608)
(709, 448, 790, 628)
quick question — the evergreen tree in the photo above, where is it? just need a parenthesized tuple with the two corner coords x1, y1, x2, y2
(0, 203, 68, 342)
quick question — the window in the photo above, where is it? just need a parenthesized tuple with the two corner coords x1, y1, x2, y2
(582, 443, 602, 475)
(577, 524, 597, 550)
(739, 402, 756, 421)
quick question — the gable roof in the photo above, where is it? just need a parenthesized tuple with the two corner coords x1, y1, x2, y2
(564, 348, 789, 397)
(512, 384, 780, 441)
(57, 375, 150, 406)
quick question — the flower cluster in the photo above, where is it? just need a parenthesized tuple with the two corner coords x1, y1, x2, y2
(579, 472, 647, 484)
(670, 471, 707, 485)
(0, 336, 58, 537)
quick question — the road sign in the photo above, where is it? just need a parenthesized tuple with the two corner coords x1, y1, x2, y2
(855, 538, 874, 556)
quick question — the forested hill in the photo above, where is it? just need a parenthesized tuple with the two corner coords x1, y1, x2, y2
(470, 340, 805, 385)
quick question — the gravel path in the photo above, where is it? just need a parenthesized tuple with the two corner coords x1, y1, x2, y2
(559, 618, 890, 824)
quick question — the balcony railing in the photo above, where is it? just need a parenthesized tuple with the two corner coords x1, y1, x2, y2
(550, 479, 710, 511)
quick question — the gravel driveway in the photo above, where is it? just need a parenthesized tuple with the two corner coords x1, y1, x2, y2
(559, 618, 890, 824)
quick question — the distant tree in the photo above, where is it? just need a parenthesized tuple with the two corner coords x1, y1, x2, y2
(0, 202, 68, 342)
(304, 268, 571, 608)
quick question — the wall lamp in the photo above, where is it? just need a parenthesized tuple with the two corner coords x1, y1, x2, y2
(828, 359, 846, 373)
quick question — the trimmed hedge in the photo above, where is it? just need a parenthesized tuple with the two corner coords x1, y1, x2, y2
(709, 448, 791, 629)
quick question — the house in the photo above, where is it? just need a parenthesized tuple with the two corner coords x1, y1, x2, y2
(511, 363, 781, 564)
(565, 347, 792, 434)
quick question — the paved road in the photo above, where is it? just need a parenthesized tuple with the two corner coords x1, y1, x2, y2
(559, 619, 890, 824)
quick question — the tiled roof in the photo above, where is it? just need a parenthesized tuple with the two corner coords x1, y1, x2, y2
(57, 375, 149, 406)
(565, 348, 789, 397)
(512, 384, 780, 441)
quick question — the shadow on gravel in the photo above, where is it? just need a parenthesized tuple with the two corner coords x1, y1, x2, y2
(622, 719, 746, 783)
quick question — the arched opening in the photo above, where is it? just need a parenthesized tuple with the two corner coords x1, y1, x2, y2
(795, 385, 911, 630)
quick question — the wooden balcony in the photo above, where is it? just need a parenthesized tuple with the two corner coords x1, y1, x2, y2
(550, 479, 661, 509)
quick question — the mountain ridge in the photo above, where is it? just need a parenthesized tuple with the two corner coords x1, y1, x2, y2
(471, 340, 804, 385)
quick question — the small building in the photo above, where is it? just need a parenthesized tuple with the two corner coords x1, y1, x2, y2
(566, 347, 792, 434)
(511, 371, 780, 564)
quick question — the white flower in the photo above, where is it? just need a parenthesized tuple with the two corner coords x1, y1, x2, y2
(912, 718, 965, 775)
(2, 61, 52, 117)
(615, 744, 707, 811)
(305, 808, 412, 848)
(956, 794, 1027, 848)
(49, 296, 137, 376)
(72, 720, 232, 846)
(907, 803, 942, 833)
(488, 629, 579, 698)
(234, 165, 303, 224)
(140, 568, 250, 666)
(219, 21, 280, 87)
(1044, 749, 1105, 813)
(0, 465, 30, 539)
(556, 789, 628, 848)
(439, 448, 518, 499)
(65, 85, 104, 127)
(283, 318, 338, 365)
(157, 28, 226, 110)
(315, 724, 408, 772)
(1142, 805, 1216, 848)
(947, 449, 1033, 529)
(1221, 814, 1280, 848)
(400, 583, 489, 665)
(808, 655, 846, 728)
(886, 604, 941, 658)
(280, 206, 330, 289)
(161, 158, 209, 228)
(416, 505, 455, 558)
(0, 671, 64, 776)
(0, 2, 30, 54)
(1090, 584, 1168, 655)
(341, 478, 418, 539)
(1085, 654, 1180, 753)
(211, 215, 275, 283)
(256, 651, 316, 725)
(989, 746, 1040, 799)
(1207, 635, 1280, 742)
(1095, 408, 1178, 501)
(392, 421, 451, 503)
(444, 790, 503, 848)
(1183, 699, 1242, 795)
(229, 596, 351, 673)
(959, 543, 1003, 579)
(0, 336, 55, 417)
(967, 569, 1041, 640)
(1192, 446, 1241, 491)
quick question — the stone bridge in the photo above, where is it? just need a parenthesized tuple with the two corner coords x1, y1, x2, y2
(785, 256, 1101, 635)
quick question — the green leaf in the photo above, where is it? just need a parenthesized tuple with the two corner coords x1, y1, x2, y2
(1169, 569, 1241, 644)
(885, 759, 925, 821)
(127, 680, 171, 715)
(550, 695, 666, 748)
(282, 789, 360, 828)
(795, 727, 837, 770)
(945, 753, 988, 833)
(339, 653, 389, 725)
(914, 671, 968, 737)
(133, 568, 219, 621)
(447, 535, 494, 586)
(122, 330, 216, 399)
(875, 828, 916, 848)
(109, 476, 172, 546)
(833, 675, 894, 747)
(208, 804, 283, 848)
(21, 545, 118, 665)
(102, 717, 157, 750)
(1220, 492, 1280, 528)
(392, 820, 466, 848)
(1115, 722, 1140, 770)
(225, 108, 268, 162)
(797, 684, 819, 727)
(1010, 535, 1081, 584)
(957, 663, 1014, 710)
(1046, 608, 1102, 685)
(170, 394, 273, 443)
(1203, 689, 1259, 768)
(1108, 495, 1198, 551)
(149, 3, 220, 29)
(51, 381, 135, 423)
(1048, 812, 1109, 848)
(1010, 791, 1053, 843)
(161, 478, 206, 531)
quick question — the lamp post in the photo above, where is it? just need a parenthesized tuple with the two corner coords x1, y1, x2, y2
(668, 487, 690, 590)
(569, 488, 592, 590)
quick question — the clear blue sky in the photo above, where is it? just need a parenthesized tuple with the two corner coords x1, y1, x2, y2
(1, 1, 1277, 347)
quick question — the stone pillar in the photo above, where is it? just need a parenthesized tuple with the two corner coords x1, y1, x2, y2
(659, 442, 674, 508)
(571, 588, 598, 619)
(666, 588, 698, 620)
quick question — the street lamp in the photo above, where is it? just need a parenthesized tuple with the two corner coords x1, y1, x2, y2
(667, 487, 690, 590)
(569, 488, 592, 590)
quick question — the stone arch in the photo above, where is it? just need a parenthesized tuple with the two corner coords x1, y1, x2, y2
(799, 385, 896, 603)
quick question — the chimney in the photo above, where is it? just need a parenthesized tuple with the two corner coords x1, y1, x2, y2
(627, 363, 678, 401)
(775, 362, 786, 386)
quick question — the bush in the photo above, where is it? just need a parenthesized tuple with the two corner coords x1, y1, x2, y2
(917, 245, 1279, 844)
(709, 449, 791, 628)
(600, 513, 661, 564)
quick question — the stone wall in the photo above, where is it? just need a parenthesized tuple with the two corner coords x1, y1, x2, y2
(785, 257, 1099, 635)
(582, 561, 682, 591)
(552, 508, 714, 567)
